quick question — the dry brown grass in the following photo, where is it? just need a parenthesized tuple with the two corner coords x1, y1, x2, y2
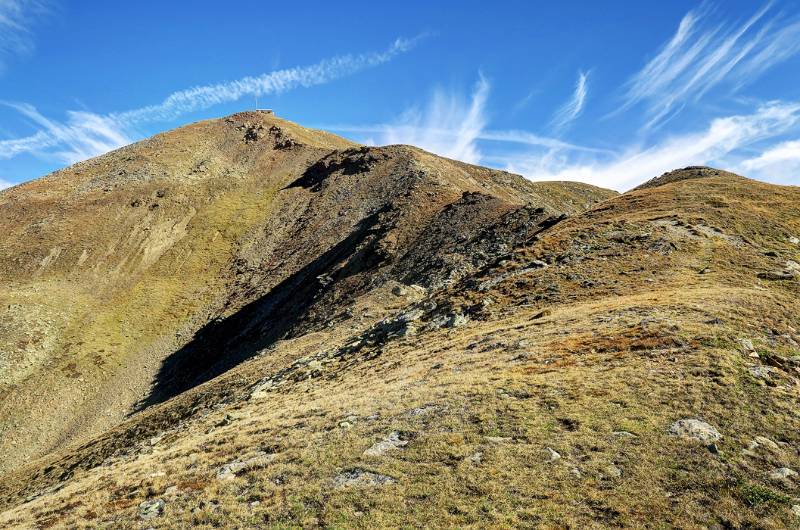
(0, 130, 798, 528)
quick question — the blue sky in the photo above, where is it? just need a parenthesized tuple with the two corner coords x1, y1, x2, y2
(1, 0, 800, 190)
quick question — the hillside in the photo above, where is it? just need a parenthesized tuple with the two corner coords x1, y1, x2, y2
(1, 115, 799, 528)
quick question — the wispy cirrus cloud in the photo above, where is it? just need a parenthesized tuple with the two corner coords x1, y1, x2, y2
(504, 101, 800, 190)
(621, 1, 800, 129)
(0, 0, 49, 73)
(550, 70, 589, 132)
(323, 122, 602, 154)
(361, 74, 490, 164)
(3, 102, 133, 164)
(111, 35, 425, 127)
(740, 138, 800, 183)
(0, 35, 424, 167)
(329, 70, 800, 190)
(322, 76, 608, 164)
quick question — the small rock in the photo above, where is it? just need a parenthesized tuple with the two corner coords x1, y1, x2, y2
(397, 308, 424, 323)
(406, 404, 437, 417)
(612, 431, 636, 437)
(363, 431, 408, 457)
(749, 365, 777, 381)
(669, 418, 721, 443)
(739, 339, 755, 352)
(250, 379, 276, 399)
(570, 467, 582, 478)
(216, 452, 275, 480)
(332, 469, 395, 488)
(217, 461, 249, 480)
(789, 236, 800, 245)
(545, 447, 561, 462)
(484, 436, 512, 443)
(397, 322, 417, 337)
(216, 413, 235, 427)
(532, 308, 552, 320)
(446, 312, 469, 328)
(750, 436, 780, 452)
(513, 338, 531, 349)
(603, 464, 622, 478)
(791, 504, 800, 517)
(770, 467, 797, 481)
(467, 451, 483, 464)
(391, 285, 408, 296)
(758, 271, 794, 281)
(138, 498, 165, 520)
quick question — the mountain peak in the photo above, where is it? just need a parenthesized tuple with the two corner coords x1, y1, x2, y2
(632, 165, 744, 191)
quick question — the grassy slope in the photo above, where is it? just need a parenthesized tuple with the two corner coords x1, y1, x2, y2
(0, 112, 614, 480)
(0, 112, 350, 473)
(0, 172, 797, 528)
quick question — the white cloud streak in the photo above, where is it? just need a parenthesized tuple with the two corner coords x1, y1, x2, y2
(322, 123, 602, 154)
(348, 75, 490, 164)
(0, 102, 133, 163)
(111, 36, 424, 126)
(550, 70, 589, 132)
(324, 77, 799, 190)
(5, 103, 133, 163)
(0, 0, 48, 73)
(622, 2, 800, 129)
(505, 101, 800, 190)
(0, 36, 422, 170)
(322, 75, 612, 165)
(740, 138, 800, 183)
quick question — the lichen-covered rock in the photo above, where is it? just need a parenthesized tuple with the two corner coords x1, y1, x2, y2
(363, 431, 408, 457)
(138, 498, 165, 520)
(668, 419, 721, 443)
(332, 469, 395, 488)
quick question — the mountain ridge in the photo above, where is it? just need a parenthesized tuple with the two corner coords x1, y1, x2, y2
(0, 111, 615, 476)
(1, 113, 798, 528)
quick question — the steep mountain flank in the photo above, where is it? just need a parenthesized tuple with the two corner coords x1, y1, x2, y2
(0, 112, 614, 478)
(1, 115, 798, 528)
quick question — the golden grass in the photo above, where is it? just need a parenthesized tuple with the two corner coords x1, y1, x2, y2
(0, 133, 798, 528)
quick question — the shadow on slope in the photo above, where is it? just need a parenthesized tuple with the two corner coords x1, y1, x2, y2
(135, 207, 390, 411)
